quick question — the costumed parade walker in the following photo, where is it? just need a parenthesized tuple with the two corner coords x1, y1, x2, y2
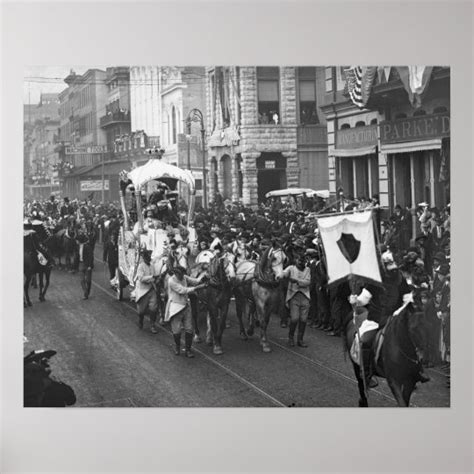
(115, 150, 197, 301)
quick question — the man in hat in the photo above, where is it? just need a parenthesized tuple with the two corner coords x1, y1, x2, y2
(75, 230, 94, 300)
(353, 250, 430, 387)
(165, 265, 208, 357)
(135, 249, 159, 334)
(60, 197, 74, 218)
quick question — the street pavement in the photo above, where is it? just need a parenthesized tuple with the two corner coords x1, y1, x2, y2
(23, 246, 450, 408)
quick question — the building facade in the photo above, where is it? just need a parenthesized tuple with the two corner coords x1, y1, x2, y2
(320, 66, 450, 241)
(206, 66, 328, 207)
(24, 93, 61, 199)
(58, 69, 109, 199)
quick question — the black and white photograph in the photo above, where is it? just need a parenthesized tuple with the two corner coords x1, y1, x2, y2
(23, 65, 451, 408)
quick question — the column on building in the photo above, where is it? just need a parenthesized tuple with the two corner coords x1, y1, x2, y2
(241, 152, 260, 206)
(327, 120, 337, 194)
(231, 154, 240, 202)
(209, 156, 218, 202)
(282, 151, 299, 188)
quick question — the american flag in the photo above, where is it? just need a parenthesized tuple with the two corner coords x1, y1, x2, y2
(345, 66, 377, 109)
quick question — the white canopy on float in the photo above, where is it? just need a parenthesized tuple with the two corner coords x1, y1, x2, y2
(128, 159, 195, 194)
(265, 188, 330, 199)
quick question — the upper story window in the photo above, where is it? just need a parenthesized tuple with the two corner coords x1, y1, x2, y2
(257, 67, 280, 125)
(336, 67, 349, 91)
(413, 109, 426, 117)
(325, 67, 333, 92)
(298, 67, 318, 125)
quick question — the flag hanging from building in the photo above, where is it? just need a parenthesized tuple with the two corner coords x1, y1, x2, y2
(345, 66, 377, 109)
(396, 66, 433, 108)
(438, 137, 450, 183)
(317, 210, 382, 288)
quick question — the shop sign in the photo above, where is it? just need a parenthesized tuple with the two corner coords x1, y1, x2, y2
(380, 112, 450, 144)
(66, 145, 108, 155)
(80, 180, 109, 192)
(265, 160, 276, 169)
(336, 124, 378, 149)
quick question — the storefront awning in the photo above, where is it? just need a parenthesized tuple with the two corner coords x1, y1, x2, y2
(380, 138, 442, 154)
(332, 145, 377, 157)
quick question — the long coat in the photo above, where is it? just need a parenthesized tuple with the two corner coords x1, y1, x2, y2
(164, 274, 201, 321)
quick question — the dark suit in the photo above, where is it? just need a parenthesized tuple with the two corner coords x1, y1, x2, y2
(76, 242, 94, 298)
(103, 239, 119, 279)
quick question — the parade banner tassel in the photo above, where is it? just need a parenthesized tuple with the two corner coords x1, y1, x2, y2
(317, 210, 382, 288)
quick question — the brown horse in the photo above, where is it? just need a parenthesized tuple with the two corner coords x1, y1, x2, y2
(344, 304, 429, 407)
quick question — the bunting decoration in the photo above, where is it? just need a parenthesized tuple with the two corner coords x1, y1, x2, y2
(396, 66, 433, 108)
(345, 66, 377, 109)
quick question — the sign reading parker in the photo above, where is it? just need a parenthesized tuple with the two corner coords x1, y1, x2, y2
(317, 210, 382, 288)
(380, 112, 450, 144)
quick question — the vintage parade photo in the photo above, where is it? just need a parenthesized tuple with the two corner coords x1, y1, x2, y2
(23, 65, 451, 408)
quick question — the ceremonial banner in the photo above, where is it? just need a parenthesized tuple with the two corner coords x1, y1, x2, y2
(317, 211, 382, 287)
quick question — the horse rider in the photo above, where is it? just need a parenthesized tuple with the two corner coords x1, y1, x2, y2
(350, 250, 430, 388)
(281, 253, 312, 348)
(164, 264, 208, 357)
(74, 230, 94, 300)
(135, 248, 159, 334)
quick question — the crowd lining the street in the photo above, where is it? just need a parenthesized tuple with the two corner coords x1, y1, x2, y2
(24, 190, 450, 373)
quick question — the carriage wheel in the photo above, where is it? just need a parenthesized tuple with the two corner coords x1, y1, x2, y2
(116, 268, 124, 301)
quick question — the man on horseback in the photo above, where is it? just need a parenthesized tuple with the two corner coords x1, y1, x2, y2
(352, 250, 430, 389)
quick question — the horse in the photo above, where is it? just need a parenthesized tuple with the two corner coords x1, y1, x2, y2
(24, 231, 52, 306)
(344, 303, 429, 407)
(233, 245, 287, 353)
(185, 249, 235, 351)
(189, 252, 235, 355)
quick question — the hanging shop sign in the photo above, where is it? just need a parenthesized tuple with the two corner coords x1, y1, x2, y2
(80, 180, 109, 192)
(334, 124, 378, 157)
(380, 112, 450, 144)
(66, 145, 108, 155)
(336, 124, 378, 149)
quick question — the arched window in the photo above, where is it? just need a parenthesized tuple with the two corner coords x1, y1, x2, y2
(433, 106, 448, 114)
(355, 121, 366, 127)
(340, 123, 351, 130)
(395, 113, 407, 119)
(171, 106, 177, 144)
(370, 118, 378, 125)
(413, 109, 426, 117)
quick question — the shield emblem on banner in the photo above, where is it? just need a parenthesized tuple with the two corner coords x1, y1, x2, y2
(337, 233, 361, 263)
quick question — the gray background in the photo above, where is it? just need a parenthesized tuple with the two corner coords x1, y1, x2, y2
(1, 1, 472, 472)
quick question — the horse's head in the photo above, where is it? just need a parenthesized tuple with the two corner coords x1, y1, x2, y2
(221, 251, 236, 282)
(174, 245, 189, 271)
(268, 246, 287, 279)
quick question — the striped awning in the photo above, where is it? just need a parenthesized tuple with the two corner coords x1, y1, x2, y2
(381, 138, 442, 154)
(332, 145, 377, 157)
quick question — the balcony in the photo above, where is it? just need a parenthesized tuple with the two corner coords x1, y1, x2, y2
(100, 110, 131, 129)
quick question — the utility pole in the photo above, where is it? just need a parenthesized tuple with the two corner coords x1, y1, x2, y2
(101, 153, 105, 203)
(185, 108, 207, 208)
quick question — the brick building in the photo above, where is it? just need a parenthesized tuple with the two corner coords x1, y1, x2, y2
(205, 66, 328, 207)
